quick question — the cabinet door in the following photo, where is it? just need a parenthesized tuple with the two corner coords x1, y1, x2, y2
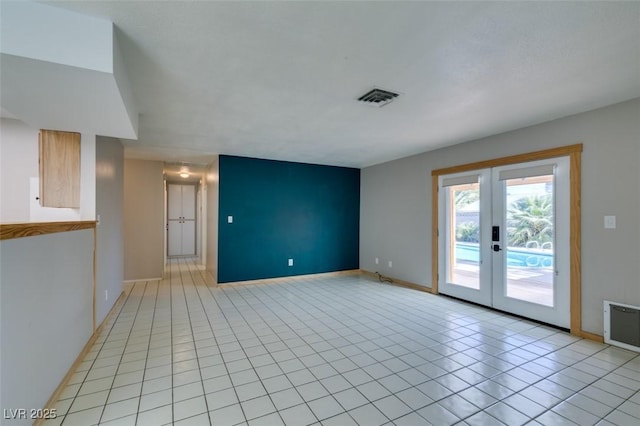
(39, 130, 81, 208)
(167, 184, 197, 256)
(168, 184, 182, 220)
(167, 221, 183, 256)
(181, 220, 196, 256)
(182, 185, 196, 220)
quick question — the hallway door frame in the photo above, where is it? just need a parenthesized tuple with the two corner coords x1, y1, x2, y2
(166, 182, 199, 258)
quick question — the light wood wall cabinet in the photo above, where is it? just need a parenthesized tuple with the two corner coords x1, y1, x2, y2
(39, 130, 81, 208)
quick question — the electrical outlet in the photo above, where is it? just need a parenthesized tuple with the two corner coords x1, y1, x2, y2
(105, 290, 108, 301)
(227, 215, 233, 224)
(604, 215, 616, 229)
(288, 258, 294, 267)
(375, 257, 379, 265)
(388, 261, 393, 268)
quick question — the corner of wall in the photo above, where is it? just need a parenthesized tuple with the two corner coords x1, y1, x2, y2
(205, 156, 219, 284)
(95, 136, 124, 325)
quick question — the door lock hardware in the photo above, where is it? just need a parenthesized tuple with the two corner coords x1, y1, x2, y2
(492, 226, 500, 242)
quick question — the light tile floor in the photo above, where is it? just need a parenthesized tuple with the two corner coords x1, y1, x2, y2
(45, 258, 640, 425)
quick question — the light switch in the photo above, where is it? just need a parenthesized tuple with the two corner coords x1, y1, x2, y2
(604, 215, 616, 229)
(228, 215, 233, 224)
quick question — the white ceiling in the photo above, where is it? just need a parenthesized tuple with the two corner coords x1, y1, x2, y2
(42, 1, 640, 168)
(164, 162, 208, 184)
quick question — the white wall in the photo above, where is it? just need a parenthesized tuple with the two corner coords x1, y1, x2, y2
(0, 118, 38, 222)
(360, 98, 640, 335)
(0, 229, 94, 425)
(0, 118, 96, 223)
(205, 157, 219, 284)
(95, 136, 124, 325)
(1, 1, 113, 73)
(197, 182, 203, 263)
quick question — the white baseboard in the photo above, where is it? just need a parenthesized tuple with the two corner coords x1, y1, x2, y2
(123, 277, 162, 283)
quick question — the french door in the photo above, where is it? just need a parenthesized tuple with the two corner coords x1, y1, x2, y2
(438, 157, 570, 328)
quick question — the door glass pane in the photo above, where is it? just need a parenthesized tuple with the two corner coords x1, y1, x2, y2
(504, 175, 554, 306)
(447, 183, 480, 289)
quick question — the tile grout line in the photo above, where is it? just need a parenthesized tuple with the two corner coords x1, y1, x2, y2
(186, 258, 255, 424)
(242, 277, 393, 424)
(96, 280, 148, 425)
(224, 277, 336, 425)
(175, 256, 213, 425)
(132, 277, 161, 425)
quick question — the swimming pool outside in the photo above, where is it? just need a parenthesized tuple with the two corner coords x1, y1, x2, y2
(450, 242, 555, 306)
(455, 242, 553, 268)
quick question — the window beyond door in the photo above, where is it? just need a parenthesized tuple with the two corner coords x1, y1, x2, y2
(445, 181, 481, 290)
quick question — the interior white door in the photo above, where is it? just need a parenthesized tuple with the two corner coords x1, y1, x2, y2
(491, 158, 570, 328)
(438, 157, 570, 328)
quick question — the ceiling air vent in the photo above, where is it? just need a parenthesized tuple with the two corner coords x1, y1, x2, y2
(357, 88, 399, 107)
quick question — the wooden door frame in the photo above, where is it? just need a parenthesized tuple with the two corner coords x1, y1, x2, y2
(431, 144, 593, 339)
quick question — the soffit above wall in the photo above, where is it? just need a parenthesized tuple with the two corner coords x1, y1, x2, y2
(0, 2, 138, 139)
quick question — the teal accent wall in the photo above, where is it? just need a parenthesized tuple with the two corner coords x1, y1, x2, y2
(218, 155, 360, 283)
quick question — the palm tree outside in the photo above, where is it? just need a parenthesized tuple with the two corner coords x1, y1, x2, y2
(507, 194, 553, 248)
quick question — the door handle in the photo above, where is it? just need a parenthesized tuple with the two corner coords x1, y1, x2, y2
(493, 244, 502, 252)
